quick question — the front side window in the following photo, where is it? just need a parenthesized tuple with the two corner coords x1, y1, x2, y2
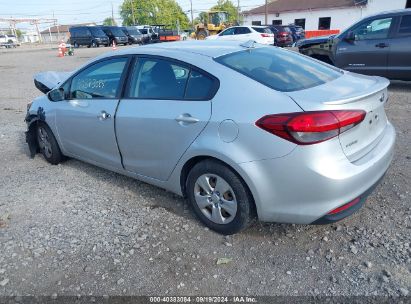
(220, 28, 235, 36)
(215, 47, 342, 92)
(352, 17, 393, 40)
(70, 57, 127, 99)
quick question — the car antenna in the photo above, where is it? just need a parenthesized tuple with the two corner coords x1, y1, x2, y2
(240, 40, 256, 49)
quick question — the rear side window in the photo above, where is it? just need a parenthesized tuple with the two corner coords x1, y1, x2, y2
(398, 15, 411, 36)
(127, 57, 218, 100)
(185, 70, 215, 100)
(252, 27, 271, 33)
(70, 57, 127, 99)
(215, 47, 342, 92)
(235, 27, 251, 34)
(128, 58, 189, 99)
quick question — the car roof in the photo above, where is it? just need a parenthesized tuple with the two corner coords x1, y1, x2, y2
(363, 8, 411, 19)
(109, 40, 264, 58)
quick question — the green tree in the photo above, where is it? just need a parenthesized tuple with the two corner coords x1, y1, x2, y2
(15, 29, 23, 38)
(194, 12, 208, 24)
(120, 0, 190, 29)
(210, 0, 241, 24)
(103, 17, 117, 26)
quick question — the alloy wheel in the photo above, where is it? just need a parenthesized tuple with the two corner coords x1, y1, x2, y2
(37, 126, 52, 158)
(194, 174, 237, 224)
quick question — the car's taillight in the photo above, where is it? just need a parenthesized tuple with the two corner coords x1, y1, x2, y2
(260, 33, 270, 37)
(280, 32, 288, 37)
(255, 110, 366, 145)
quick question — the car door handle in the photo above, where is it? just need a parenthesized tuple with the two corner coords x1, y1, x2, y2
(97, 110, 111, 120)
(375, 43, 389, 48)
(175, 114, 199, 124)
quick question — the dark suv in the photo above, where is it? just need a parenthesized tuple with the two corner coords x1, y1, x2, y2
(119, 26, 144, 45)
(298, 9, 411, 80)
(98, 26, 129, 46)
(69, 26, 109, 48)
(267, 25, 294, 47)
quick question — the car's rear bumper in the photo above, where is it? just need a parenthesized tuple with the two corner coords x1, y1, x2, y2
(311, 173, 384, 224)
(238, 122, 395, 224)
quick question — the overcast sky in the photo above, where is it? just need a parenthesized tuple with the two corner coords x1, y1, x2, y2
(0, 0, 263, 31)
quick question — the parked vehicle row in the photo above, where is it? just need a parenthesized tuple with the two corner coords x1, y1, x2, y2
(297, 9, 411, 81)
(69, 25, 161, 48)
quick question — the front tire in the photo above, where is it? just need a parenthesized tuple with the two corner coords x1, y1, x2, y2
(186, 160, 255, 235)
(37, 123, 64, 165)
(196, 29, 208, 40)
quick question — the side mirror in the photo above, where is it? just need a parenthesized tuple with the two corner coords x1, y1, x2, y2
(345, 31, 355, 42)
(48, 88, 64, 102)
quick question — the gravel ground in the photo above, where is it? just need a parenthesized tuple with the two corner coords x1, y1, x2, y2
(0, 46, 410, 298)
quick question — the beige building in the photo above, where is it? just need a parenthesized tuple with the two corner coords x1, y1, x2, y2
(40, 23, 96, 43)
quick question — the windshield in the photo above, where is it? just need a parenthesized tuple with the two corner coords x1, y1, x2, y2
(210, 12, 228, 25)
(90, 28, 106, 36)
(215, 47, 342, 92)
(126, 27, 141, 35)
(110, 28, 126, 36)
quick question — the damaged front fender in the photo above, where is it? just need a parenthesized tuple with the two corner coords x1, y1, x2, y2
(24, 107, 46, 158)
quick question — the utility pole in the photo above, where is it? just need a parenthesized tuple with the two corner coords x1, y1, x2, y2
(130, 0, 136, 25)
(264, 0, 268, 25)
(237, 0, 240, 25)
(111, 3, 115, 25)
(190, 0, 194, 28)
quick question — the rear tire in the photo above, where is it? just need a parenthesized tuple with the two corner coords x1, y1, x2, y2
(186, 160, 255, 235)
(37, 123, 64, 165)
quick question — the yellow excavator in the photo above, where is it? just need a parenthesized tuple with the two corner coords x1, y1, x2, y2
(195, 11, 231, 40)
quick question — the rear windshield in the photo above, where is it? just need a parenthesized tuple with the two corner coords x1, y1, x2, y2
(252, 27, 271, 33)
(215, 47, 342, 92)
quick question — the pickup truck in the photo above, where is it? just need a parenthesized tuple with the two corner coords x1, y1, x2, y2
(0, 34, 19, 48)
(297, 9, 411, 81)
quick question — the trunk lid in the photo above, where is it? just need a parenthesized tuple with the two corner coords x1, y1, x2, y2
(286, 72, 390, 162)
(33, 71, 72, 94)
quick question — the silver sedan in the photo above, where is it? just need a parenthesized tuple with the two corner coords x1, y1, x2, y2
(26, 41, 395, 234)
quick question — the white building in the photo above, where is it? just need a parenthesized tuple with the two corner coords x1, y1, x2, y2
(244, 0, 410, 31)
(22, 31, 40, 43)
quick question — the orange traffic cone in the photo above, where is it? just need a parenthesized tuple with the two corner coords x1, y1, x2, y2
(58, 47, 64, 57)
(112, 40, 117, 50)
